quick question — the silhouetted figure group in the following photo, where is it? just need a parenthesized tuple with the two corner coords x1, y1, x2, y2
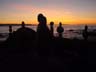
(0, 13, 93, 72)
(7, 14, 65, 49)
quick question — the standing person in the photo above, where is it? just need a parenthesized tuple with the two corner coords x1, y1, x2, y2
(9, 25, 13, 37)
(50, 21, 54, 37)
(9, 25, 12, 33)
(15, 21, 36, 47)
(37, 14, 51, 44)
(82, 25, 88, 40)
(36, 13, 51, 56)
(36, 13, 52, 71)
(57, 22, 64, 38)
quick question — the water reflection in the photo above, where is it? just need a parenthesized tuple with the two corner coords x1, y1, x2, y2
(0, 24, 96, 41)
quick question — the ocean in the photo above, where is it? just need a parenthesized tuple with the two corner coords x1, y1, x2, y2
(0, 24, 96, 41)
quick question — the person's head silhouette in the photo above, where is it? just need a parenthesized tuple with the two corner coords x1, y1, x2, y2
(50, 22, 54, 26)
(21, 21, 25, 28)
(38, 13, 47, 24)
(59, 22, 62, 27)
(38, 14, 43, 22)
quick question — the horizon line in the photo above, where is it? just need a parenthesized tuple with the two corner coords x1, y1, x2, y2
(0, 23, 96, 26)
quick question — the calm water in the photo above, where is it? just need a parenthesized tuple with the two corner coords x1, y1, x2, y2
(0, 24, 96, 41)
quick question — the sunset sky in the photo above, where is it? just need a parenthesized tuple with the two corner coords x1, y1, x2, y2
(0, 0, 96, 25)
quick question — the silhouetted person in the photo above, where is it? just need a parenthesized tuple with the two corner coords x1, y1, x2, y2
(12, 21, 36, 56)
(8, 25, 13, 37)
(50, 22, 54, 37)
(9, 25, 12, 33)
(21, 21, 25, 28)
(57, 22, 64, 38)
(82, 25, 88, 40)
(5, 25, 14, 47)
(37, 13, 51, 42)
(36, 13, 51, 56)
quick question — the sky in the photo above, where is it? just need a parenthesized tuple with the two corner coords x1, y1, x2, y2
(0, 0, 96, 25)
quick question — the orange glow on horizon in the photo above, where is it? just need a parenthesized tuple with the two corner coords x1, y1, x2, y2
(0, 3, 96, 25)
(0, 0, 96, 25)
(0, 18, 96, 25)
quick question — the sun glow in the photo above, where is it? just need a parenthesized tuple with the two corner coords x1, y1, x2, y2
(0, 0, 96, 25)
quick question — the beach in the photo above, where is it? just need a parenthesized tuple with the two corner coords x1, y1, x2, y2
(0, 24, 96, 72)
